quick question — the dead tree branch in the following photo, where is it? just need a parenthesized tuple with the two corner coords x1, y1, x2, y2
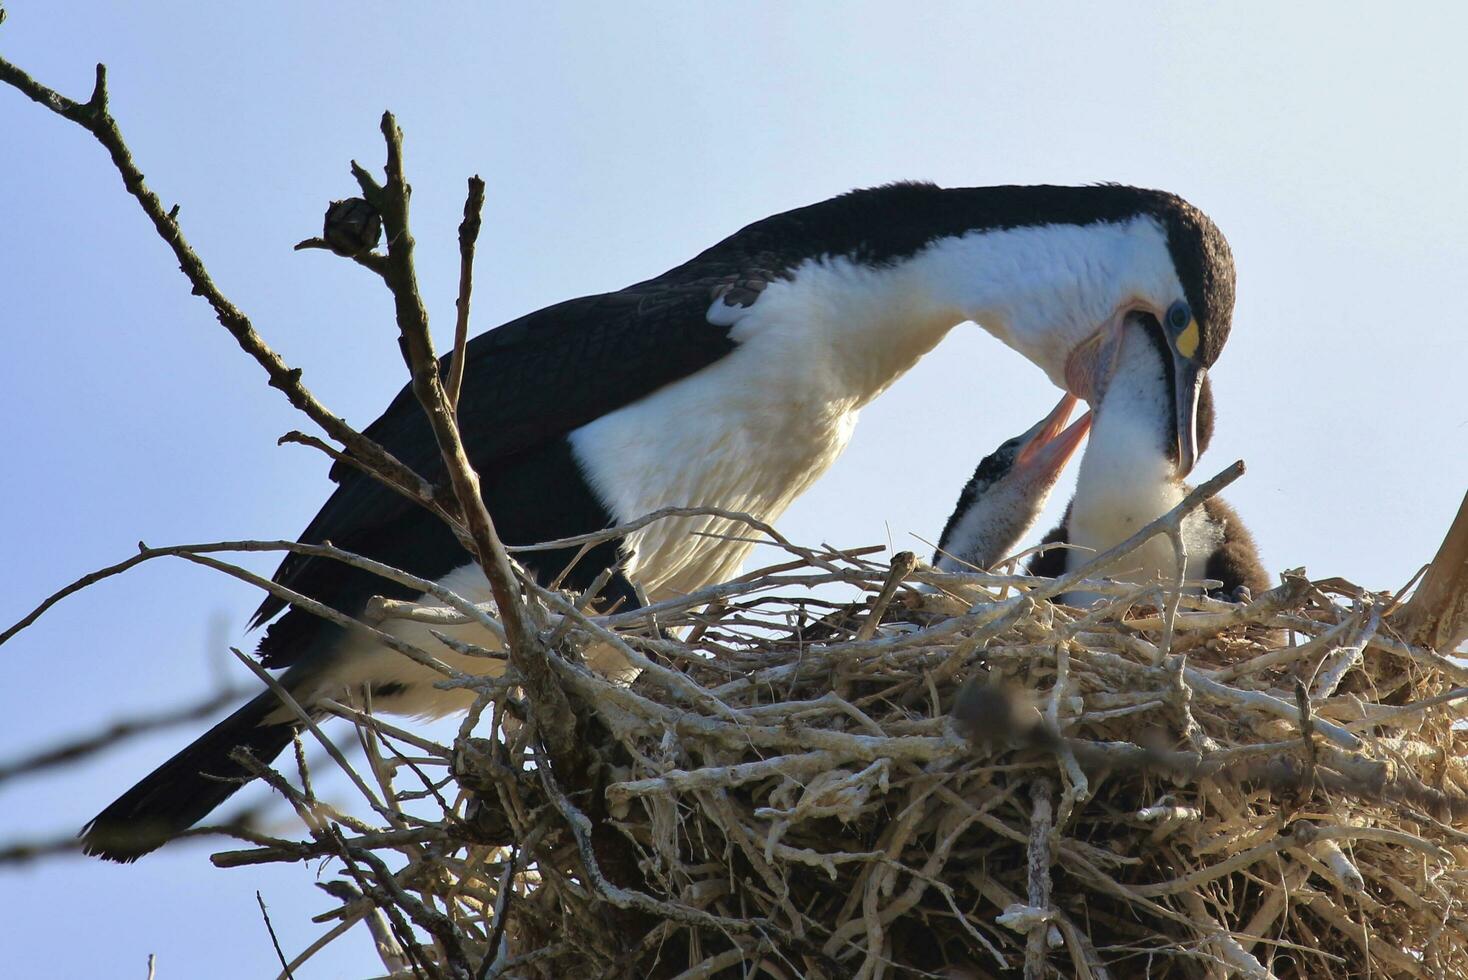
(1397, 489, 1468, 653)
(0, 55, 442, 513)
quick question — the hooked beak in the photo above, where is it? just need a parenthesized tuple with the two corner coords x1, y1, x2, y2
(1013, 393, 1093, 482)
(1171, 356, 1205, 478)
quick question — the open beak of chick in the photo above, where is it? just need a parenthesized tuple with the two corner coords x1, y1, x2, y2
(1012, 392, 1093, 486)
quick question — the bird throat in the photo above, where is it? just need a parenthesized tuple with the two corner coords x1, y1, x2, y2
(1063, 330, 1193, 597)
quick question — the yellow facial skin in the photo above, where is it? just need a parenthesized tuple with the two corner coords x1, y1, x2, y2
(1175, 319, 1200, 360)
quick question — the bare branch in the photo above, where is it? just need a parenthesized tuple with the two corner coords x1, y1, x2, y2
(256, 892, 297, 980)
(0, 687, 249, 783)
(0, 55, 439, 507)
(347, 113, 577, 768)
(446, 176, 486, 413)
(1023, 779, 1056, 980)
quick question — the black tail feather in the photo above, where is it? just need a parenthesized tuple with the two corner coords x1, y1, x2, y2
(80, 690, 300, 862)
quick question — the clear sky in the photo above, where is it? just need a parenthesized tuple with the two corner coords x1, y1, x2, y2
(2, 3, 1465, 977)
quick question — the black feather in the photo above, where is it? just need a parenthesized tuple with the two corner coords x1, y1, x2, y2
(79, 690, 300, 862)
(1027, 503, 1074, 579)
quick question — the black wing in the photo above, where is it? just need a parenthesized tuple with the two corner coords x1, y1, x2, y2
(249, 275, 750, 660)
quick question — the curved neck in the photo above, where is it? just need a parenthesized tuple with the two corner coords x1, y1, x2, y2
(727, 211, 1175, 411)
(904, 215, 1171, 389)
(1069, 328, 1180, 548)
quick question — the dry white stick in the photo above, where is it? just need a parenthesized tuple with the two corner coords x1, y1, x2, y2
(181, 551, 464, 681)
(1024, 780, 1056, 980)
(1296, 821, 1451, 863)
(1134, 804, 1203, 824)
(855, 551, 918, 642)
(364, 908, 411, 976)
(1311, 603, 1381, 700)
(273, 912, 367, 980)
(1304, 892, 1429, 978)
(1365, 631, 1468, 686)
(317, 700, 451, 757)
(1343, 685, 1468, 732)
(1180, 891, 1276, 980)
(608, 750, 842, 803)
(1046, 644, 1088, 827)
(1238, 860, 1311, 956)
(1212, 610, 1359, 683)
(1123, 572, 1308, 634)
(539, 768, 761, 942)
(1184, 667, 1362, 750)
(1309, 838, 1366, 894)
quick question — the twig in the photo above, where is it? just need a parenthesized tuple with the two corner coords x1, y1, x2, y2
(0, 686, 248, 783)
(348, 114, 576, 769)
(475, 844, 518, 980)
(211, 826, 437, 869)
(1028, 460, 1245, 612)
(446, 176, 486, 413)
(257, 891, 297, 980)
(538, 762, 757, 934)
(183, 554, 462, 681)
(1294, 680, 1319, 795)
(1024, 779, 1055, 980)
(229, 648, 394, 821)
(274, 914, 364, 980)
(325, 828, 443, 979)
(1310, 602, 1381, 699)
(854, 550, 917, 641)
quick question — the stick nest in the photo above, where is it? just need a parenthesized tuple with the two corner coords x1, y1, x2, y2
(222, 540, 1468, 980)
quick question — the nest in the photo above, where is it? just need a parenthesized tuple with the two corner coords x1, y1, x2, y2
(212, 510, 1468, 980)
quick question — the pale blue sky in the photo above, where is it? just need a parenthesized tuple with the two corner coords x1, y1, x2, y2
(2, 3, 1465, 977)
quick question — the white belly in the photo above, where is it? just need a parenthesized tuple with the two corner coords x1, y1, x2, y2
(569, 337, 862, 598)
(570, 256, 960, 598)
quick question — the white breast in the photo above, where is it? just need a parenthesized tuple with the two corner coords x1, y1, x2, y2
(570, 256, 957, 599)
(1060, 355, 1222, 604)
(568, 339, 859, 597)
(1063, 479, 1221, 604)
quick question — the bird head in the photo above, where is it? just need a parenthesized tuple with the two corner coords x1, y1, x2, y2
(1059, 194, 1233, 478)
(935, 393, 1092, 571)
(1081, 309, 1220, 478)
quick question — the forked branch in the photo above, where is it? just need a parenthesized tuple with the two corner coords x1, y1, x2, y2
(0, 55, 438, 510)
